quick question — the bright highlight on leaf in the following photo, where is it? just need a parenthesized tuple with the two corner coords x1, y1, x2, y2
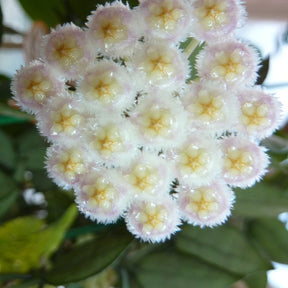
(11, 0, 281, 243)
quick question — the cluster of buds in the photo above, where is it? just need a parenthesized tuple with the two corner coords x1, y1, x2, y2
(12, 0, 281, 242)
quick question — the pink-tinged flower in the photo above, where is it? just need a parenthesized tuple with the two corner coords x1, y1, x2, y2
(221, 137, 269, 188)
(42, 23, 90, 78)
(181, 81, 239, 133)
(46, 144, 89, 190)
(132, 40, 190, 88)
(178, 181, 234, 227)
(170, 134, 223, 187)
(197, 41, 259, 87)
(122, 151, 174, 199)
(86, 1, 139, 57)
(137, 0, 192, 42)
(78, 60, 136, 111)
(237, 88, 282, 140)
(125, 196, 181, 242)
(36, 94, 85, 143)
(87, 115, 138, 168)
(11, 60, 65, 114)
(129, 92, 188, 150)
(190, 0, 245, 42)
(75, 168, 131, 224)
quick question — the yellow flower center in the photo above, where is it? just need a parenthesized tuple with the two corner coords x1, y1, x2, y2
(51, 105, 82, 135)
(211, 49, 245, 82)
(84, 178, 118, 210)
(186, 188, 219, 219)
(85, 72, 121, 103)
(149, 0, 184, 31)
(141, 107, 173, 137)
(142, 49, 174, 81)
(95, 17, 127, 44)
(55, 149, 85, 180)
(24, 71, 51, 103)
(179, 145, 210, 176)
(51, 37, 83, 67)
(197, 0, 229, 29)
(93, 125, 123, 157)
(138, 203, 168, 233)
(189, 89, 224, 122)
(224, 146, 253, 176)
(128, 164, 158, 194)
(241, 102, 270, 131)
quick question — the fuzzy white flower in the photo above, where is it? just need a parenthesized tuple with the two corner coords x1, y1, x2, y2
(86, 1, 139, 57)
(190, 0, 245, 42)
(171, 134, 223, 187)
(75, 168, 131, 223)
(129, 91, 188, 150)
(42, 24, 91, 78)
(122, 151, 174, 199)
(178, 181, 234, 227)
(11, 60, 65, 114)
(132, 40, 190, 87)
(125, 196, 181, 242)
(237, 89, 282, 140)
(181, 81, 239, 132)
(138, 0, 192, 42)
(78, 60, 136, 111)
(197, 41, 258, 86)
(221, 137, 269, 188)
(46, 144, 88, 189)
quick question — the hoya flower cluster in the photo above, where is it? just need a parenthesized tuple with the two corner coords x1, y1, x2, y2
(12, 0, 281, 242)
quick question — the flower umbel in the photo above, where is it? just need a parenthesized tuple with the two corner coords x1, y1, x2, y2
(11, 0, 280, 242)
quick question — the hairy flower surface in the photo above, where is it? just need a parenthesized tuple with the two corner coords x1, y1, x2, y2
(190, 0, 244, 42)
(178, 181, 234, 227)
(11, 0, 281, 242)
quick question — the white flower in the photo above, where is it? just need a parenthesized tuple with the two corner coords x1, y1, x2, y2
(125, 195, 181, 242)
(221, 136, 269, 188)
(178, 181, 234, 227)
(75, 167, 131, 224)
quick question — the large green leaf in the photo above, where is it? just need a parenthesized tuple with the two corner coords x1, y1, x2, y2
(132, 249, 237, 288)
(233, 182, 288, 218)
(17, 128, 47, 170)
(0, 170, 18, 218)
(176, 224, 271, 275)
(244, 271, 267, 288)
(0, 205, 77, 273)
(44, 224, 133, 285)
(0, 129, 16, 169)
(230, 271, 267, 288)
(19, 0, 65, 27)
(248, 218, 288, 264)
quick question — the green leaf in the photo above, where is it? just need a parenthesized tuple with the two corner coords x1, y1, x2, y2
(230, 271, 267, 288)
(0, 74, 11, 103)
(17, 128, 47, 170)
(0, 205, 77, 273)
(176, 224, 271, 275)
(234, 182, 288, 218)
(0, 170, 18, 218)
(19, 0, 65, 27)
(0, 103, 33, 122)
(248, 218, 288, 264)
(132, 249, 237, 288)
(244, 271, 267, 288)
(0, 128, 16, 169)
(44, 224, 133, 285)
